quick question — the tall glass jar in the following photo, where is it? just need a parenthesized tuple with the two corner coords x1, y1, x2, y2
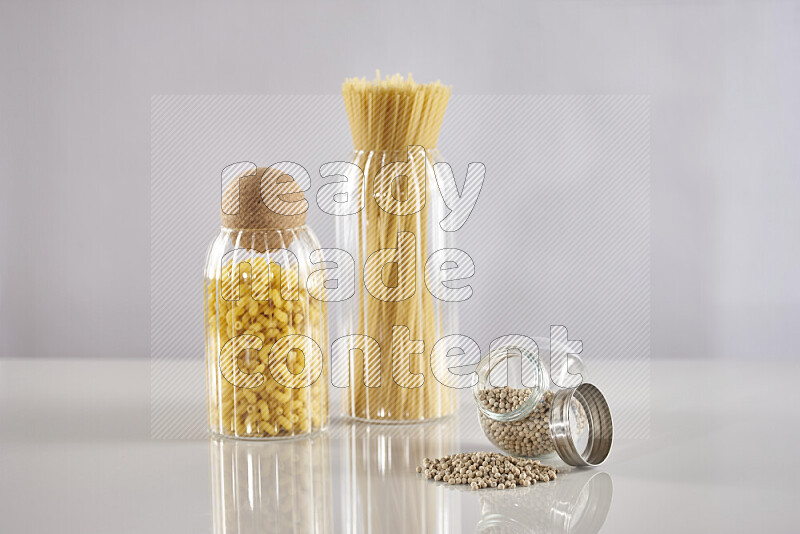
(205, 167, 328, 438)
(338, 74, 456, 421)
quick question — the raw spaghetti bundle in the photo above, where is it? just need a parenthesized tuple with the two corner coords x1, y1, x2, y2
(342, 72, 451, 151)
(340, 72, 455, 421)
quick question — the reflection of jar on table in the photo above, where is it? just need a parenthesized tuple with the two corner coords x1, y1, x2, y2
(209, 434, 332, 534)
(475, 469, 613, 534)
(341, 419, 462, 533)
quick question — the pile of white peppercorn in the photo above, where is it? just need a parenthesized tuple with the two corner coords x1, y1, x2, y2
(478, 387, 557, 457)
(416, 452, 558, 490)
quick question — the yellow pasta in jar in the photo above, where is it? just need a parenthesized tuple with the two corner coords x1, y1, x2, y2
(206, 258, 328, 439)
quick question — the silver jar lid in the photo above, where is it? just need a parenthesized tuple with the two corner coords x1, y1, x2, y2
(550, 383, 613, 467)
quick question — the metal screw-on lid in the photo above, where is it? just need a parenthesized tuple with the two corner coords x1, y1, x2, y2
(550, 383, 613, 467)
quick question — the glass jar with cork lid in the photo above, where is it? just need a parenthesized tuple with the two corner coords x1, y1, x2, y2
(204, 165, 328, 439)
(473, 339, 613, 466)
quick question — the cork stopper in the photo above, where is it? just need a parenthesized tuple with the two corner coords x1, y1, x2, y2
(220, 166, 308, 251)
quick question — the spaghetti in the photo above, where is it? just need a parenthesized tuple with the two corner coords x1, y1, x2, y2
(341, 72, 455, 420)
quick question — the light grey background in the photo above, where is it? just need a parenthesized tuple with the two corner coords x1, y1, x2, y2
(1, 0, 798, 361)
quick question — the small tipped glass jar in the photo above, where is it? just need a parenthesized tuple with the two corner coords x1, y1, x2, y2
(473, 340, 612, 467)
(205, 167, 328, 439)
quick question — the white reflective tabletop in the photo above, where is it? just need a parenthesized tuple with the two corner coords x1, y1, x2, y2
(0, 359, 796, 533)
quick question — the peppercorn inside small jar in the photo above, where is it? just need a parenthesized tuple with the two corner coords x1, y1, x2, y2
(473, 341, 613, 467)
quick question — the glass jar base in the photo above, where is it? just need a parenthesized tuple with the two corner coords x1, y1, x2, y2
(208, 428, 327, 442)
(344, 413, 456, 425)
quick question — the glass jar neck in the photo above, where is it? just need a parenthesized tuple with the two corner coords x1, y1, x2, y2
(350, 147, 440, 158)
(473, 346, 547, 422)
(219, 224, 309, 232)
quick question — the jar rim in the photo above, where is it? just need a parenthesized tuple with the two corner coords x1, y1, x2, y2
(472, 344, 547, 422)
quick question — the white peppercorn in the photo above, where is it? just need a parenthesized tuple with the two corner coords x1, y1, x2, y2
(416, 452, 558, 491)
(478, 387, 557, 457)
